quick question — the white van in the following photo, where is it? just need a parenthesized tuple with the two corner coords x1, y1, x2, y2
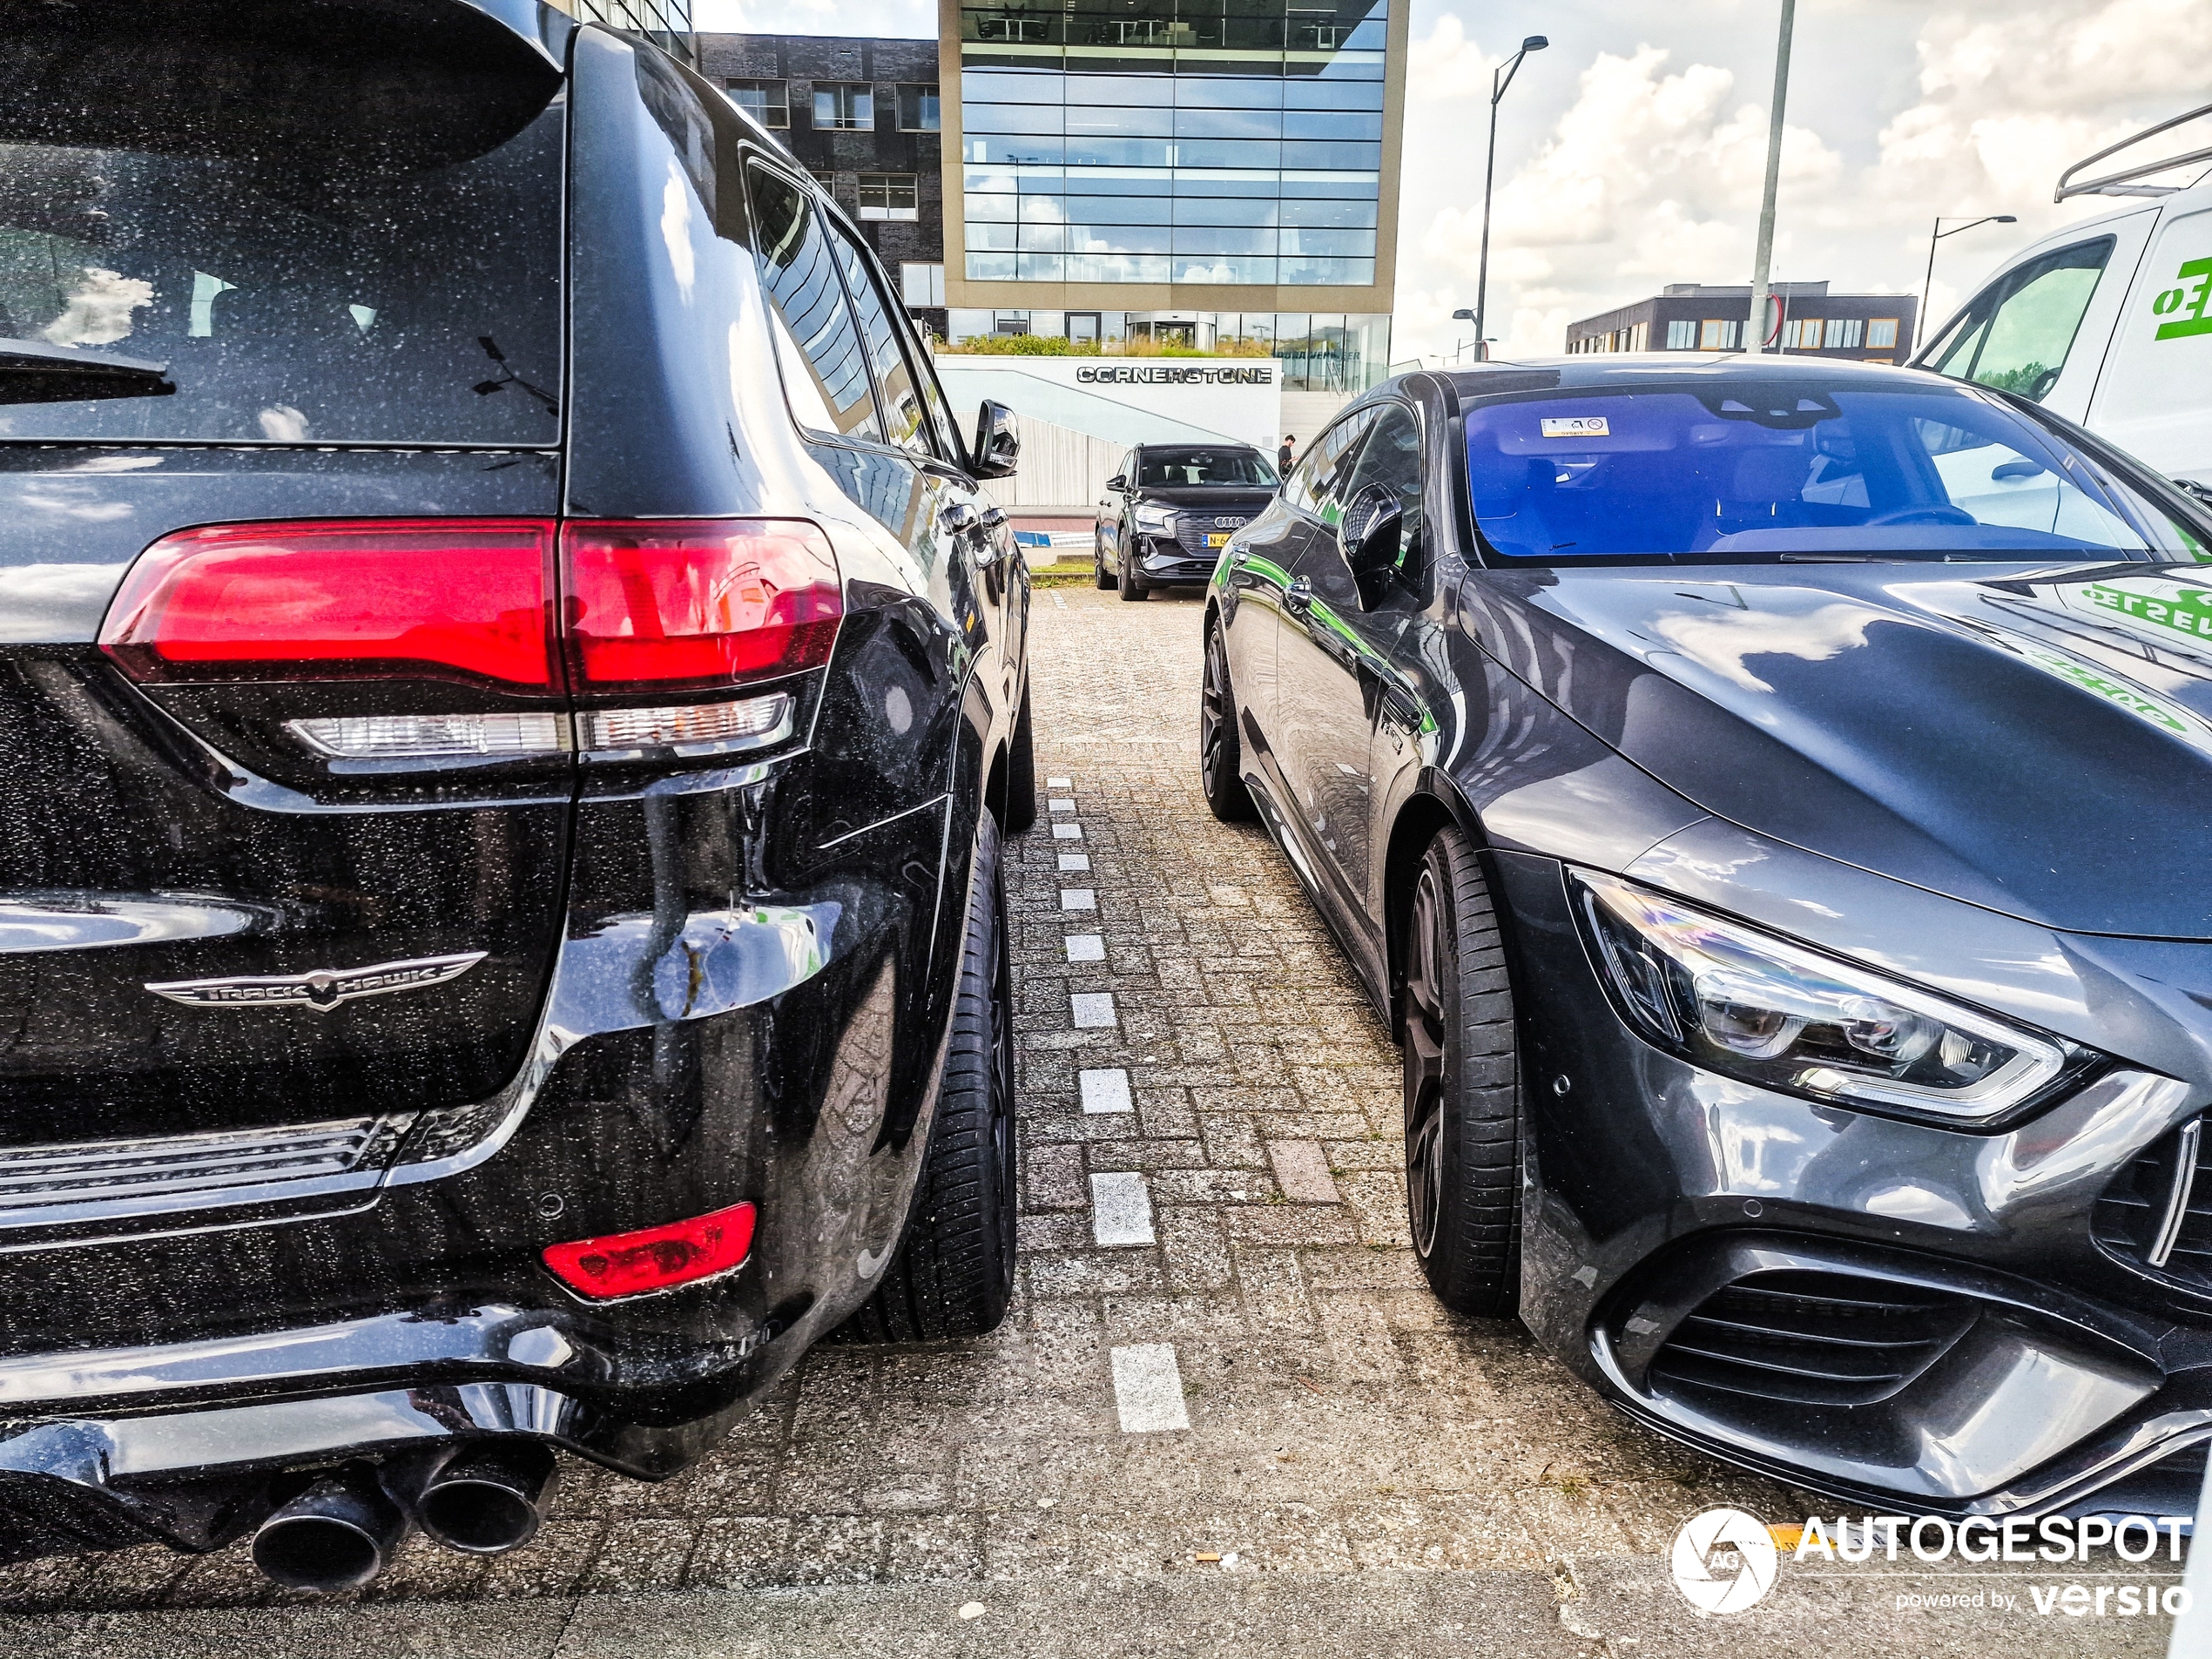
(1915, 105, 2212, 492)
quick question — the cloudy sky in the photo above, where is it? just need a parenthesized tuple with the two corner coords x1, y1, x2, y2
(692, 0, 2209, 361)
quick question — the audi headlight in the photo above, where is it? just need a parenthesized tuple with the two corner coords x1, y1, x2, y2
(1572, 870, 2090, 1124)
(1133, 503, 1177, 536)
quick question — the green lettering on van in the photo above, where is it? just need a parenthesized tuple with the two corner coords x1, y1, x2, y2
(2087, 581, 2212, 641)
(2153, 257, 2212, 341)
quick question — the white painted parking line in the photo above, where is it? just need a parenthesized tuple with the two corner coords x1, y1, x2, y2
(1065, 934, 1105, 962)
(1058, 853, 1091, 873)
(1070, 992, 1116, 1028)
(1047, 776, 1072, 789)
(1060, 889, 1096, 911)
(1269, 1141, 1340, 1204)
(1110, 1344, 1190, 1433)
(1080, 1069, 1133, 1115)
(1090, 1172, 1156, 1246)
(1049, 798, 1076, 813)
(1052, 822, 1082, 840)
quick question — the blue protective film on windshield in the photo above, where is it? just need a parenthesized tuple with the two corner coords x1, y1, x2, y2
(1461, 387, 2195, 563)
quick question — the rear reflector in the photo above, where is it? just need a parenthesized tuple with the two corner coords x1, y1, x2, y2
(100, 519, 556, 686)
(563, 520, 841, 691)
(541, 1201, 757, 1300)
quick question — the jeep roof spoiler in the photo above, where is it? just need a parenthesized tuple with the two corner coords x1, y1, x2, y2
(2055, 103, 2212, 202)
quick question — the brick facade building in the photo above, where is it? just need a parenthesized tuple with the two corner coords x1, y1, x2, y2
(1566, 281, 1919, 363)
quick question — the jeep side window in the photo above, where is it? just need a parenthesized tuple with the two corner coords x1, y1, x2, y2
(745, 165, 883, 442)
(1925, 238, 2114, 402)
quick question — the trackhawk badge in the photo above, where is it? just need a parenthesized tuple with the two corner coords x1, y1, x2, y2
(145, 952, 488, 1012)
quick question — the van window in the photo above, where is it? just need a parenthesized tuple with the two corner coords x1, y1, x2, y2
(1924, 239, 2113, 401)
(746, 167, 881, 442)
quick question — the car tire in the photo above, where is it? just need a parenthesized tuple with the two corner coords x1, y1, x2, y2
(1117, 543, 1149, 602)
(843, 813, 1018, 1341)
(1199, 621, 1255, 822)
(1004, 680, 1038, 834)
(1400, 824, 1521, 1318)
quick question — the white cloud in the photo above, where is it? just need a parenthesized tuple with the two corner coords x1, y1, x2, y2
(1392, 0, 2212, 364)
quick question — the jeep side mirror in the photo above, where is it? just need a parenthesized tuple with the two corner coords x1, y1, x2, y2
(1336, 482, 1404, 612)
(971, 400, 1020, 479)
(1106, 474, 1124, 491)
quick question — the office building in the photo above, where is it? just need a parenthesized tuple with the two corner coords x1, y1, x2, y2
(695, 33, 948, 337)
(544, 0, 693, 62)
(941, 0, 1406, 395)
(1566, 282, 1919, 363)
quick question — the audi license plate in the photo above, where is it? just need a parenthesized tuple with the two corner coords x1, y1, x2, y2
(1205, 531, 1232, 548)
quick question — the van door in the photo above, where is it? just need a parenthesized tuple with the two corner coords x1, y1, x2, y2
(2085, 194, 2212, 488)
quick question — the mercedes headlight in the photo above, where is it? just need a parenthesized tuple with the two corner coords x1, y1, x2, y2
(1133, 503, 1177, 536)
(1572, 870, 2089, 1123)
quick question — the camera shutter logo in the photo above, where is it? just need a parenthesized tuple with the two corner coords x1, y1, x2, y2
(1669, 1507, 1778, 1614)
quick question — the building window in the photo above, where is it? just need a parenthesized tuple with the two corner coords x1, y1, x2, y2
(1665, 319, 1697, 349)
(993, 311, 1030, 335)
(813, 84, 873, 131)
(1698, 319, 1741, 349)
(1630, 321, 1649, 351)
(809, 169, 841, 195)
(896, 84, 941, 132)
(1824, 317, 1864, 349)
(725, 79, 787, 128)
(1867, 318, 1899, 350)
(901, 263, 946, 307)
(860, 174, 920, 221)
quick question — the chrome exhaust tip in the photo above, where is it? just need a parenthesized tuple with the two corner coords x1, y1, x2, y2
(417, 1441, 558, 1555)
(251, 1472, 412, 1593)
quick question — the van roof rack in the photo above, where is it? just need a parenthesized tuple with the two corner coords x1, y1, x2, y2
(2056, 103, 2212, 201)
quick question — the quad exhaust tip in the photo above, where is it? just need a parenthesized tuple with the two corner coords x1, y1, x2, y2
(251, 1472, 411, 1594)
(416, 1441, 559, 1556)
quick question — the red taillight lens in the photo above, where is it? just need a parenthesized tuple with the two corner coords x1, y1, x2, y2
(541, 1201, 757, 1300)
(562, 520, 841, 692)
(98, 519, 557, 687)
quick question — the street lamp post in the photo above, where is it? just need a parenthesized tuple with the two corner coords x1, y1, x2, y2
(1472, 35, 1548, 361)
(1745, 0, 1796, 354)
(1920, 214, 2018, 349)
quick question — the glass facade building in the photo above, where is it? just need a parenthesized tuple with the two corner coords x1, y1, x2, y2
(941, 0, 1403, 390)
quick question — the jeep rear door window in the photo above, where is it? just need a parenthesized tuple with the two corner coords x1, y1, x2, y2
(0, 77, 563, 443)
(1463, 381, 2202, 563)
(746, 167, 882, 443)
(1922, 239, 2113, 401)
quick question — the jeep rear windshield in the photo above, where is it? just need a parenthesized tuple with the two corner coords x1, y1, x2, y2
(1463, 381, 2204, 564)
(0, 36, 563, 445)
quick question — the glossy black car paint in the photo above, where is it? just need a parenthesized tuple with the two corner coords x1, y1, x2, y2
(1209, 354, 2212, 1519)
(1096, 445, 1278, 591)
(0, 2, 1029, 1561)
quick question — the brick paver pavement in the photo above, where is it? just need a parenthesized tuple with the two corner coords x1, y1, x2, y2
(0, 588, 2173, 1656)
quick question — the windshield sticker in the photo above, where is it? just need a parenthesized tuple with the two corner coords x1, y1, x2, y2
(1540, 415, 1610, 439)
(2151, 258, 2212, 341)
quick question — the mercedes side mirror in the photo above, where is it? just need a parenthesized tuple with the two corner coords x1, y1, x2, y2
(1337, 482, 1404, 612)
(971, 400, 1020, 479)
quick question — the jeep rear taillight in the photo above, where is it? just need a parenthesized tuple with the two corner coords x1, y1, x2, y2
(99, 519, 559, 687)
(562, 520, 842, 692)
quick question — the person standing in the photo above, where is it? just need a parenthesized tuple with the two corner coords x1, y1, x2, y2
(1278, 434, 1295, 475)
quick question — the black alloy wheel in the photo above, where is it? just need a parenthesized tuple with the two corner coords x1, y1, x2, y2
(842, 813, 1019, 1339)
(1400, 825, 1521, 1317)
(1117, 530, 1150, 602)
(1199, 623, 1254, 821)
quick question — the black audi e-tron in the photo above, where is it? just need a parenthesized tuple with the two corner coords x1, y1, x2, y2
(0, 0, 1033, 1589)
(1201, 353, 2212, 1521)
(1096, 442, 1279, 601)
